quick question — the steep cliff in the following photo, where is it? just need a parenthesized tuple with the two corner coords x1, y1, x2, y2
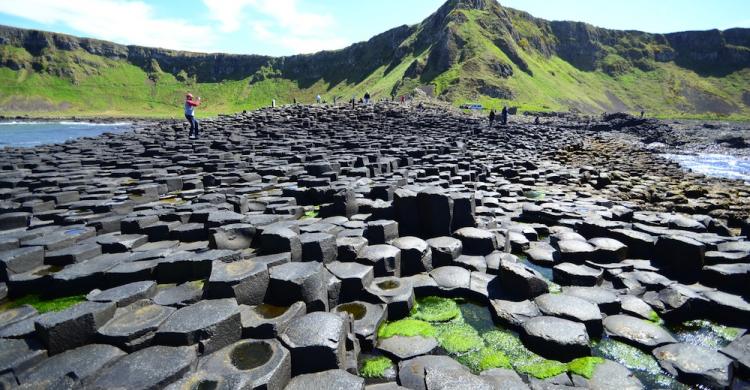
(0, 0, 748, 118)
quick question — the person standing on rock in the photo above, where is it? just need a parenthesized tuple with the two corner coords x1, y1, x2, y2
(501, 106, 508, 125)
(316, 94, 322, 104)
(184, 93, 201, 139)
(489, 109, 496, 127)
(364, 91, 371, 104)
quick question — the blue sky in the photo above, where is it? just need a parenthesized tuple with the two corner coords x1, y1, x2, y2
(0, 0, 747, 56)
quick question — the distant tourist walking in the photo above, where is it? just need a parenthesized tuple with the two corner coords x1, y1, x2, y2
(400, 96, 405, 104)
(640, 110, 645, 118)
(500, 106, 508, 125)
(184, 93, 201, 139)
(364, 91, 371, 104)
(316, 94, 322, 104)
(489, 109, 496, 126)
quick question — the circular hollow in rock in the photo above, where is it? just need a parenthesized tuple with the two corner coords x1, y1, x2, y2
(253, 304, 290, 319)
(230, 341, 273, 370)
(336, 302, 367, 320)
(193, 380, 219, 390)
(377, 280, 400, 290)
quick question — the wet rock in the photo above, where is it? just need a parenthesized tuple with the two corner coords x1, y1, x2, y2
(602, 314, 676, 349)
(154, 298, 241, 354)
(84, 345, 197, 389)
(720, 334, 750, 377)
(480, 368, 529, 389)
(0, 304, 37, 329)
(582, 360, 643, 390)
(425, 367, 497, 390)
(561, 286, 620, 315)
(365, 277, 415, 320)
(535, 293, 603, 335)
(279, 312, 348, 376)
(521, 316, 590, 361)
(377, 335, 438, 361)
(285, 369, 365, 390)
(398, 355, 467, 390)
(489, 299, 541, 328)
(702, 289, 750, 328)
(557, 239, 595, 263)
(653, 342, 733, 389)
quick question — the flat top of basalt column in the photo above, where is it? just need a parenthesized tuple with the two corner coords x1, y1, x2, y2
(603, 314, 676, 348)
(99, 302, 176, 338)
(209, 259, 266, 283)
(280, 312, 344, 349)
(157, 298, 238, 333)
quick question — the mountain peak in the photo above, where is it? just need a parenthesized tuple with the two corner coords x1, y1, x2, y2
(445, 0, 497, 11)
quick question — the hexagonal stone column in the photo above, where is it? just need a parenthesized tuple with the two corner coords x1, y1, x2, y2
(205, 259, 269, 305)
(84, 345, 197, 389)
(356, 244, 401, 278)
(268, 262, 327, 312)
(34, 301, 116, 355)
(196, 339, 292, 389)
(97, 301, 176, 352)
(154, 298, 241, 354)
(279, 312, 348, 376)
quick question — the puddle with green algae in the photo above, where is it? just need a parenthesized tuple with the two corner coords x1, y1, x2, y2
(370, 296, 724, 388)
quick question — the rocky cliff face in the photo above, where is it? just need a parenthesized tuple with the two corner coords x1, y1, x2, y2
(0, 0, 748, 116)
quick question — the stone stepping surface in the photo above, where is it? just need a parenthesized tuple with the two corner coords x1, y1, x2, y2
(0, 103, 748, 388)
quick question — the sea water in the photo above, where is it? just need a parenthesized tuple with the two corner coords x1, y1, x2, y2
(0, 121, 132, 148)
(662, 153, 750, 182)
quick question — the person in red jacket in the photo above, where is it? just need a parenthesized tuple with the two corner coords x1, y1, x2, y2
(184, 93, 201, 139)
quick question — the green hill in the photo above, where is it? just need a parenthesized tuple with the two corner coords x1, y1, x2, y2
(1, 0, 749, 119)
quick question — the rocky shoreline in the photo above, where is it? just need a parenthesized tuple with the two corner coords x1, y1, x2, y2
(0, 103, 748, 389)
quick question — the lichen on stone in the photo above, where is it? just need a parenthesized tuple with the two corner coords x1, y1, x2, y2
(516, 359, 569, 379)
(458, 347, 511, 372)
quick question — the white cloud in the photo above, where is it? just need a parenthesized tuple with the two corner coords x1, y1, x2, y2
(202, 0, 347, 54)
(0, 0, 216, 52)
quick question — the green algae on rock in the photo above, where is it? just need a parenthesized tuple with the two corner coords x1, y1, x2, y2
(516, 359, 569, 379)
(411, 296, 461, 322)
(361, 356, 393, 378)
(377, 318, 436, 339)
(435, 322, 484, 354)
(568, 356, 605, 379)
(458, 347, 511, 372)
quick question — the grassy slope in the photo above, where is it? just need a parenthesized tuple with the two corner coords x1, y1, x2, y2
(430, 9, 750, 120)
(1, 14, 748, 121)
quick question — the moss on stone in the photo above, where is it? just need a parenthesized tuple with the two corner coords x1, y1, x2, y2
(568, 356, 605, 379)
(361, 356, 393, 378)
(593, 338, 662, 374)
(377, 319, 436, 339)
(411, 296, 461, 322)
(0, 294, 86, 314)
(436, 322, 484, 354)
(516, 359, 569, 379)
(459, 347, 511, 372)
(482, 330, 535, 362)
(647, 310, 662, 324)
